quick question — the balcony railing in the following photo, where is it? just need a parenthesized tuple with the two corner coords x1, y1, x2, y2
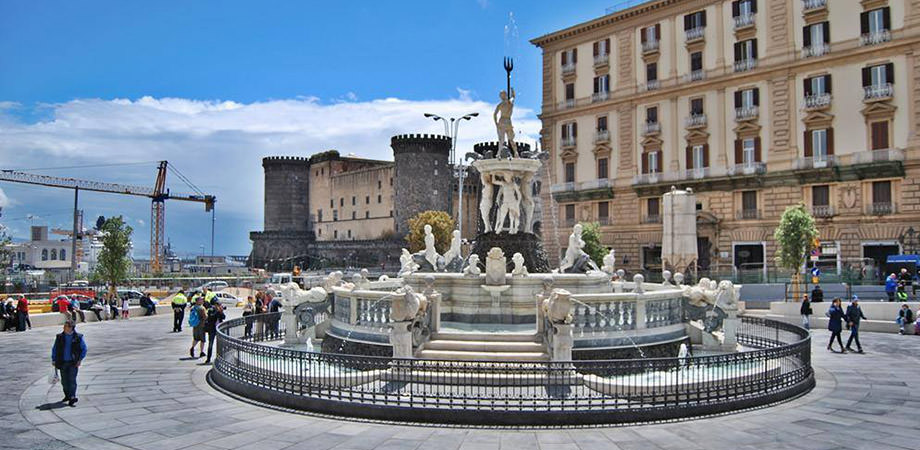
(802, 0, 826, 12)
(550, 182, 575, 194)
(564, 218, 577, 227)
(801, 43, 830, 58)
(685, 27, 705, 42)
(551, 178, 612, 194)
(733, 13, 755, 30)
(685, 113, 707, 128)
(644, 79, 660, 91)
(811, 205, 834, 218)
(794, 155, 835, 170)
(642, 121, 661, 135)
(642, 39, 660, 54)
(633, 172, 662, 185)
(734, 58, 758, 73)
(594, 129, 610, 143)
(864, 83, 893, 101)
(729, 162, 766, 176)
(683, 69, 705, 83)
(562, 63, 576, 75)
(853, 148, 904, 164)
(597, 216, 611, 226)
(560, 137, 577, 148)
(594, 53, 609, 66)
(860, 30, 892, 47)
(684, 167, 710, 180)
(592, 91, 610, 103)
(867, 202, 895, 216)
(736, 209, 762, 220)
(735, 106, 759, 121)
(557, 98, 576, 110)
(804, 93, 831, 110)
(643, 214, 662, 224)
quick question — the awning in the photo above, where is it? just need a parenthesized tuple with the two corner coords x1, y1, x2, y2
(886, 254, 920, 264)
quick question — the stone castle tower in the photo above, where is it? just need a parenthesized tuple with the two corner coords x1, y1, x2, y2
(391, 134, 451, 236)
(262, 156, 311, 234)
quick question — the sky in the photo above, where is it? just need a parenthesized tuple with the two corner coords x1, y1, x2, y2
(0, 0, 624, 258)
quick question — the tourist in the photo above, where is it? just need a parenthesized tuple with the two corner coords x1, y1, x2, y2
(171, 289, 188, 332)
(845, 297, 867, 354)
(254, 292, 266, 338)
(51, 320, 87, 407)
(204, 287, 218, 306)
(69, 296, 85, 323)
(800, 294, 813, 330)
(140, 292, 156, 316)
(188, 296, 207, 358)
(898, 268, 912, 296)
(267, 293, 282, 339)
(1, 299, 15, 331)
(88, 297, 104, 322)
(203, 303, 225, 364)
(242, 296, 255, 338)
(826, 298, 846, 353)
(810, 285, 824, 303)
(121, 295, 130, 319)
(16, 295, 31, 331)
(896, 303, 914, 335)
(108, 294, 119, 320)
(885, 273, 898, 302)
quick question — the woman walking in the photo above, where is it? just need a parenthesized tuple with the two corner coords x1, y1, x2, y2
(826, 297, 846, 353)
(800, 293, 813, 330)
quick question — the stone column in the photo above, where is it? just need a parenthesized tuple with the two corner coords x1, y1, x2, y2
(634, 298, 647, 330)
(390, 321, 414, 359)
(551, 323, 573, 362)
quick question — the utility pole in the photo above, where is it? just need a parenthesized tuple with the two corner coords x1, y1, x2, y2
(71, 188, 79, 280)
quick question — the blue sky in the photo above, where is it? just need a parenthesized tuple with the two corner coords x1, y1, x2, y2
(0, 0, 619, 258)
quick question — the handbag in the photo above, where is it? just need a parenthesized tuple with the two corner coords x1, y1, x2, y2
(48, 365, 59, 385)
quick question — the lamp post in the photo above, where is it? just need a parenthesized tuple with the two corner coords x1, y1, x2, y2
(423, 112, 479, 239)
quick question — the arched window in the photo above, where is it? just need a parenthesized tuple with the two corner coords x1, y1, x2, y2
(60, 249, 66, 261)
(50, 249, 57, 260)
(42, 249, 48, 261)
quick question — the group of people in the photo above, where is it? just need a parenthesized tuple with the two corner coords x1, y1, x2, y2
(55, 292, 143, 323)
(171, 287, 234, 364)
(1, 295, 31, 331)
(240, 291, 282, 339)
(801, 292, 920, 353)
(885, 268, 917, 302)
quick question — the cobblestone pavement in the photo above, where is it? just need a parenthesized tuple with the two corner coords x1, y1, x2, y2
(2, 312, 919, 450)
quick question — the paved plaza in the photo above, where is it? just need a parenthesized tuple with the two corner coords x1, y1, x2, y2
(1, 312, 918, 450)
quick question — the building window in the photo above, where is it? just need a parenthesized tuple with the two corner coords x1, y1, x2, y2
(690, 51, 703, 72)
(646, 106, 658, 124)
(641, 24, 661, 49)
(564, 162, 575, 183)
(60, 249, 66, 261)
(803, 21, 830, 56)
(333, 210, 338, 221)
(642, 150, 662, 174)
(365, 195, 370, 204)
(351, 196, 356, 206)
(565, 83, 575, 102)
(365, 211, 369, 219)
(351, 211, 356, 220)
(804, 74, 832, 97)
(743, 138, 756, 164)
(377, 194, 382, 203)
(565, 204, 575, 223)
(42, 249, 48, 261)
(51, 249, 57, 260)
(860, 7, 891, 44)
(805, 128, 832, 161)
(733, 39, 758, 71)
(347, 230, 351, 239)
(561, 121, 577, 146)
(561, 48, 577, 68)
(862, 63, 894, 98)
(334, 230, 338, 239)
(593, 74, 610, 101)
(690, 97, 704, 116)
(732, 0, 756, 17)
(389, 177, 392, 186)
(389, 210, 393, 217)
(871, 180, 892, 214)
(687, 144, 708, 169)
(330, 199, 333, 208)
(646, 62, 658, 83)
(597, 116, 608, 132)
(812, 185, 830, 207)
(647, 198, 660, 218)
(593, 38, 610, 63)
(597, 158, 608, 179)
(684, 10, 706, 32)
(870, 121, 890, 150)
(378, 180, 382, 189)
(741, 190, 758, 217)
(317, 209, 323, 222)
(598, 201, 609, 221)
(340, 198, 344, 207)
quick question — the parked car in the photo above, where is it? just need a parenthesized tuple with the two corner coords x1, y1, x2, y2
(210, 291, 241, 307)
(116, 289, 155, 305)
(196, 281, 229, 292)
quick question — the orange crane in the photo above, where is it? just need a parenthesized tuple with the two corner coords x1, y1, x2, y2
(0, 161, 215, 274)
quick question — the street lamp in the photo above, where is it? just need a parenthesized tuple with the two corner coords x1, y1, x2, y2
(423, 112, 479, 239)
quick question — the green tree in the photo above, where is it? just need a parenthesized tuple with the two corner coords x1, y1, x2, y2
(406, 210, 455, 253)
(579, 221, 607, 267)
(774, 204, 818, 300)
(94, 216, 133, 295)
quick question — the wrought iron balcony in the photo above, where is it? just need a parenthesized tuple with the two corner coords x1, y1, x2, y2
(644, 80, 660, 91)
(866, 202, 894, 216)
(642, 39, 660, 54)
(728, 162, 766, 176)
(594, 129, 610, 143)
(642, 121, 661, 136)
(811, 205, 835, 218)
(560, 137, 577, 148)
(803, 93, 831, 110)
(633, 173, 663, 185)
(561, 62, 576, 75)
(594, 53, 609, 67)
(643, 214, 662, 224)
(683, 167, 711, 180)
(577, 179, 611, 191)
(733, 13, 755, 30)
(794, 155, 835, 170)
(557, 98, 576, 110)
(860, 30, 892, 47)
(685, 113, 707, 129)
(736, 209, 762, 220)
(802, 0, 826, 12)
(592, 91, 610, 103)
(734, 106, 759, 121)
(550, 182, 575, 194)
(734, 58, 757, 73)
(682, 69, 705, 83)
(597, 216, 611, 226)
(685, 27, 705, 42)
(853, 148, 904, 164)
(801, 43, 830, 58)
(864, 83, 893, 101)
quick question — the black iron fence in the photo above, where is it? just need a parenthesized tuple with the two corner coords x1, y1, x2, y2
(213, 313, 813, 425)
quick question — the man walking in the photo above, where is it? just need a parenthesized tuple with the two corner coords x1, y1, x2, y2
(188, 296, 207, 358)
(845, 296, 867, 353)
(203, 303, 225, 364)
(171, 289, 188, 332)
(800, 293, 813, 330)
(51, 320, 87, 407)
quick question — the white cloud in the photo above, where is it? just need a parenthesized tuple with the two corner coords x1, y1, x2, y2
(0, 188, 9, 208)
(477, 0, 489, 9)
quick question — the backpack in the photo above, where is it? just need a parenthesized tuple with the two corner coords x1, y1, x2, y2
(188, 307, 201, 327)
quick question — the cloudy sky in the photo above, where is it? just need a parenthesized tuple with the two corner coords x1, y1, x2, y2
(0, 0, 618, 257)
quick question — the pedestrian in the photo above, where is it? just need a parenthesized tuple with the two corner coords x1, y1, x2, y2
(254, 292, 266, 338)
(810, 285, 824, 303)
(140, 293, 154, 316)
(267, 294, 282, 339)
(69, 296, 85, 323)
(108, 294, 119, 320)
(885, 273, 897, 302)
(51, 320, 87, 407)
(898, 268, 912, 296)
(242, 296, 255, 338)
(800, 293, 813, 330)
(121, 296, 130, 319)
(171, 289, 188, 332)
(89, 297, 104, 322)
(2, 299, 16, 331)
(845, 297, 867, 353)
(16, 295, 30, 331)
(188, 296, 207, 358)
(896, 303, 914, 335)
(204, 288, 218, 307)
(55, 295, 71, 321)
(203, 303, 225, 364)
(826, 298, 846, 353)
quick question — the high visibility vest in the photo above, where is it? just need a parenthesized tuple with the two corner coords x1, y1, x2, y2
(172, 293, 188, 305)
(205, 291, 216, 303)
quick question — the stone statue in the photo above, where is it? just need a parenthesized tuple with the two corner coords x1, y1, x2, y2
(479, 172, 494, 233)
(520, 171, 535, 233)
(492, 172, 521, 234)
(463, 254, 481, 276)
(443, 230, 463, 272)
(278, 282, 329, 346)
(542, 288, 573, 324)
(558, 224, 598, 273)
(323, 271, 344, 291)
(632, 274, 645, 293)
(398, 248, 419, 277)
(485, 247, 507, 285)
(673, 272, 685, 285)
(511, 252, 528, 277)
(601, 249, 616, 275)
(358, 268, 370, 287)
(423, 224, 439, 270)
(661, 270, 674, 286)
(494, 88, 518, 158)
(390, 286, 422, 322)
(716, 280, 740, 312)
(683, 277, 718, 308)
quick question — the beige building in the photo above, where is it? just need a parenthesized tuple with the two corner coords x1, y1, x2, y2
(532, 0, 920, 279)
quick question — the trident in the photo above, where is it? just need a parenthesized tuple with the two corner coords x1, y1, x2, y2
(504, 56, 513, 96)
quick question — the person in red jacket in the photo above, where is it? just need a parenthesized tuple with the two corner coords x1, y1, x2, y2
(16, 295, 30, 331)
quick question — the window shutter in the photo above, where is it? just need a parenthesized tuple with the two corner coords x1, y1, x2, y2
(882, 7, 891, 29)
(733, 42, 741, 61)
(751, 39, 758, 59)
(885, 63, 894, 84)
(641, 28, 648, 44)
(804, 130, 813, 157)
(732, 1, 740, 18)
(703, 144, 710, 167)
(754, 137, 762, 162)
(734, 139, 743, 164)
(753, 88, 760, 106)
(686, 146, 694, 169)
(561, 124, 568, 139)
(572, 122, 577, 137)
(822, 22, 830, 45)
(684, 14, 691, 31)
(604, 38, 610, 54)
(642, 152, 649, 174)
(825, 75, 832, 94)
(826, 128, 834, 155)
(862, 67, 871, 87)
(561, 51, 567, 66)
(734, 91, 742, 108)
(655, 24, 661, 40)
(804, 78, 812, 96)
(803, 26, 811, 48)
(860, 12, 869, 34)
(750, 0, 757, 13)
(572, 48, 577, 63)
(593, 77, 599, 93)
(593, 42, 598, 57)
(701, 11, 706, 27)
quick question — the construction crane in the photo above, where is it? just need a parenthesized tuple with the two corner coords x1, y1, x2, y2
(0, 161, 215, 275)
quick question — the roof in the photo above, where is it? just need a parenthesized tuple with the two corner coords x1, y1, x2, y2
(530, 0, 678, 47)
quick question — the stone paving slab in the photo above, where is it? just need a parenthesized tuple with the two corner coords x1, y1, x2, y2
(3, 312, 920, 449)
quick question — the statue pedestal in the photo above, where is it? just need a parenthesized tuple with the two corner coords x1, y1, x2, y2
(390, 320, 414, 359)
(281, 313, 304, 346)
(721, 315, 740, 351)
(471, 232, 550, 274)
(550, 323, 574, 362)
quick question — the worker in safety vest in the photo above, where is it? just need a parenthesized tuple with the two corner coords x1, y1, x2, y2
(171, 289, 188, 333)
(204, 288, 218, 306)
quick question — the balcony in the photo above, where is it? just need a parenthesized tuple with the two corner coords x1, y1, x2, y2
(684, 167, 711, 180)
(643, 214, 662, 224)
(802, 0, 826, 13)
(853, 148, 904, 164)
(561, 63, 576, 76)
(729, 162, 766, 176)
(811, 205, 835, 218)
(550, 182, 575, 194)
(594, 53, 609, 67)
(564, 217, 577, 227)
(866, 202, 895, 216)
(801, 43, 830, 59)
(682, 69, 705, 83)
(594, 129, 610, 144)
(736, 209, 762, 220)
(860, 30, 892, 47)
(685, 27, 705, 43)
(551, 179, 614, 203)
(592, 91, 610, 103)
(733, 13, 755, 30)
(734, 58, 757, 73)
(685, 113, 707, 129)
(577, 179, 611, 191)
(597, 216, 611, 226)
(864, 83, 893, 102)
(560, 137, 577, 148)
(644, 80, 660, 91)
(557, 98, 576, 110)
(633, 172, 663, 185)
(642, 39, 660, 54)
(794, 155, 836, 170)
(642, 121, 661, 136)
(803, 93, 831, 111)
(735, 106, 759, 121)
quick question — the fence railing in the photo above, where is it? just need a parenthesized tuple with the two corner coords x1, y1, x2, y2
(213, 314, 813, 425)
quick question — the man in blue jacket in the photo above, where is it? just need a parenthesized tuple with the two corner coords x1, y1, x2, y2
(51, 320, 87, 407)
(845, 297, 867, 354)
(885, 273, 897, 302)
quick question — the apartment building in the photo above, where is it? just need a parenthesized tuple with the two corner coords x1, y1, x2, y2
(532, 0, 920, 279)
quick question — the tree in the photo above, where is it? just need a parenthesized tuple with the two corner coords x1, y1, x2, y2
(406, 210, 455, 253)
(0, 208, 13, 273)
(94, 216, 133, 295)
(579, 221, 607, 267)
(94, 215, 106, 231)
(774, 204, 818, 300)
